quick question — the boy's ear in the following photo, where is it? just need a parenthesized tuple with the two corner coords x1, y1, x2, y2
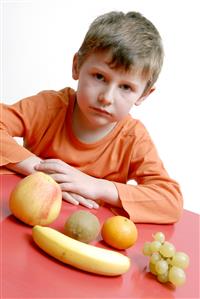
(72, 53, 79, 80)
(135, 87, 155, 106)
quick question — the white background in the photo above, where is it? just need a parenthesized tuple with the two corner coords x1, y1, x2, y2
(1, 0, 200, 214)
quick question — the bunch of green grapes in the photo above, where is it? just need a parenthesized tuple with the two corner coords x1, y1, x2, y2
(142, 232, 190, 287)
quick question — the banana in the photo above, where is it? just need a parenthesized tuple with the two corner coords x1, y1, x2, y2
(32, 225, 131, 276)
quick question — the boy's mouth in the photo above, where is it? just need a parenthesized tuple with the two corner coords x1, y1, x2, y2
(90, 106, 112, 116)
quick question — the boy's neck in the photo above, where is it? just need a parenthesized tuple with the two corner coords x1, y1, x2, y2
(72, 102, 116, 144)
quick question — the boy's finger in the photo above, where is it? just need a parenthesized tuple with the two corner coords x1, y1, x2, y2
(35, 162, 66, 174)
(62, 191, 79, 205)
(50, 173, 68, 183)
(72, 193, 93, 209)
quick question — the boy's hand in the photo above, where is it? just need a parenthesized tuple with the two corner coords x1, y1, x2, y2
(34, 159, 101, 209)
(35, 158, 121, 209)
(6, 156, 43, 176)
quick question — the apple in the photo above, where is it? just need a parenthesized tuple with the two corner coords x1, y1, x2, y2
(9, 172, 62, 226)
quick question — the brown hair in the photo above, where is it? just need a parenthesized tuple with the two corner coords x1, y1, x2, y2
(77, 11, 164, 92)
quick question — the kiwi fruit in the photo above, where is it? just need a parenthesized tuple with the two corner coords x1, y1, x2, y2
(64, 210, 100, 243)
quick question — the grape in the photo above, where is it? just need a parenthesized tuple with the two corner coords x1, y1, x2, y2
(155, 259, 168, 275)
(166, 257, 173, 266)
(153, 232, 165, 244)
(149, 262, 157, 275)
(157, 271, 169, 283)
(150, 252, 161, 264)
(168, 266, 186, 286)
(150, 241, 162, 253)
(159, 241, 175, 258)
(142, 232, 189, 287)
(171, 252, 190, 269)
(142, 242, 151, 256)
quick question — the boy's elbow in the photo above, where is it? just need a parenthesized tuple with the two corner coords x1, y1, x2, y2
(169, 191, 184, 223)
(171, 204, 183, 223)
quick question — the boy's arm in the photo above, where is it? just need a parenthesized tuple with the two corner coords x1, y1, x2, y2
(111, 134, 183, 224)
(0, 121, 36, 171)
(93, 165, 183, 224)
(0, 92, 63, 170)
(0, 99, 43, 169)
(113, 178, 183, 224)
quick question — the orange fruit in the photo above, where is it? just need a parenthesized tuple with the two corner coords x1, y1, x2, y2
(101, 215, 138, 250)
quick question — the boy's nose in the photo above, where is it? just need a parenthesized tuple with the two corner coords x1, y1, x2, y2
(98, 87, 114, 106)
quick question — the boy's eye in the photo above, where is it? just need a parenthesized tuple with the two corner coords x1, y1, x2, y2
(120, 84, 132, 92)
(94, 73, 105, 81)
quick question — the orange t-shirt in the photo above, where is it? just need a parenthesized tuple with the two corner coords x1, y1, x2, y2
(0, 87, 183, 223)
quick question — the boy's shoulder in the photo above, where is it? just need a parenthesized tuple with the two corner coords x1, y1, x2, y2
(122, 115, 151, 141)
(36, 87, 75, 109)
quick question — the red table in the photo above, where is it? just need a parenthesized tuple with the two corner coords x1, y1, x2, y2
(1, 174, 200, 299)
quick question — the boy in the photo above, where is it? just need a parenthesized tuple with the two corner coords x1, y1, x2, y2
(0, 11, 183, 223)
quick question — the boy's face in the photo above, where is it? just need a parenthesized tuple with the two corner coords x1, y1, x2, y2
(72, 52, 152, 129)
